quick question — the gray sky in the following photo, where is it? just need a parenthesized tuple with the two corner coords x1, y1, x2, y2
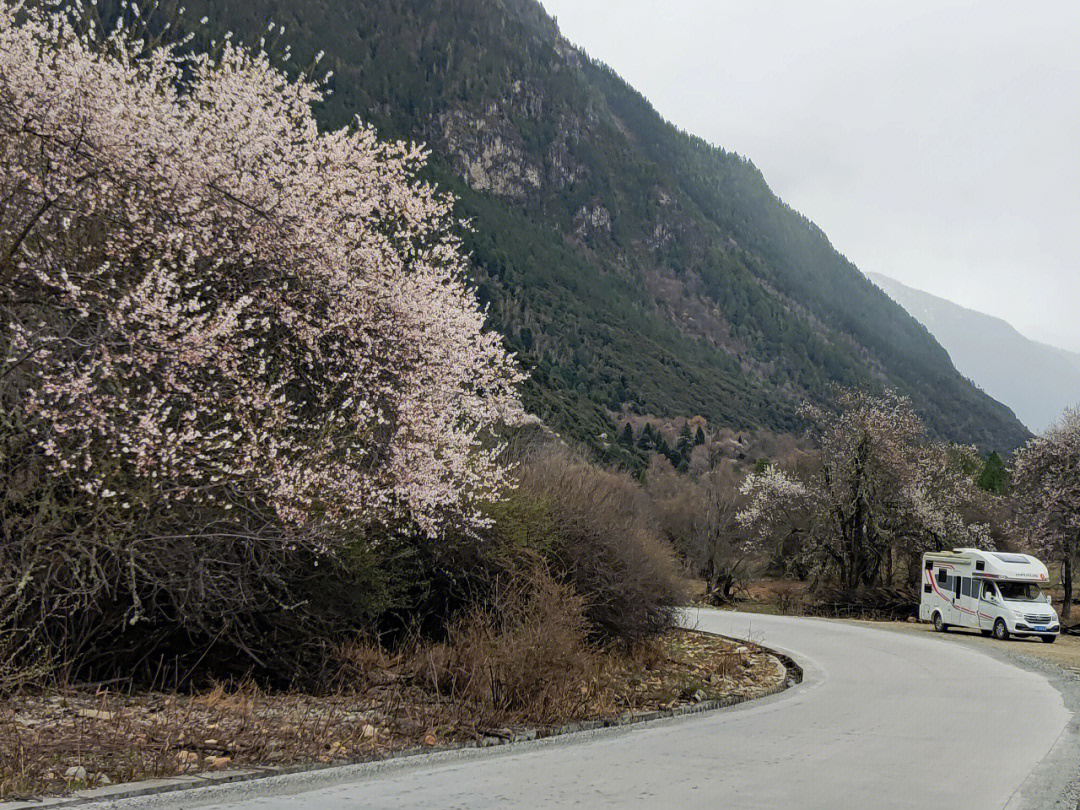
(540, 1, 1080, 351)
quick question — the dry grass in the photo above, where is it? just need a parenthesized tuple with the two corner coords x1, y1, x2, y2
(0, 629, 782, 800)
(0, 683, 387, 799)
(727, 579, 812, 616)
(725, 578, 917, 621)
(403, 572, 599, 727)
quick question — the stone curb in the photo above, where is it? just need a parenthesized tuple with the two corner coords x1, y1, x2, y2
(2, 634, 803, 809)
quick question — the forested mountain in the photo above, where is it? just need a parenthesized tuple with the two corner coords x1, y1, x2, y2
(135, 0, 1029, 459)
(871, 274, 1080, 433)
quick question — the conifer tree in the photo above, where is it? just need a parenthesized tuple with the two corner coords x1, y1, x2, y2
(638, 423, 654, 450)
(677, 424, 694, 459)
(976, 451, 1009, 494)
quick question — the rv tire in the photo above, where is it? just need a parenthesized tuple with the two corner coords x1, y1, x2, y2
(933, 612, 947, 632)
(1041, 634, 1057, 644)
(993, 619, 1010, 641)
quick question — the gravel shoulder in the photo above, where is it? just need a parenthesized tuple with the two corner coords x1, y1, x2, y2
(844, 616, 1080, 670)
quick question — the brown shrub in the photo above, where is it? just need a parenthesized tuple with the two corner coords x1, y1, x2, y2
(0, 513, 361, 690)
(406, 564, 599, 726)
(516, 446, 687, 645)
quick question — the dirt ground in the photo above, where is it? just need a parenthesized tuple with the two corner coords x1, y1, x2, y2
(845, 617, 1080, 671)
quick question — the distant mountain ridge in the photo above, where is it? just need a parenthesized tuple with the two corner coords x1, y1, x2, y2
(121, 0, 1030, 457)
(869, 273, 1080, 433)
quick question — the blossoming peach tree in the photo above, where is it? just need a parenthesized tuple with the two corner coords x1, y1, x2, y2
(737, 391, 990, 593)
(0, 2, 524, 551)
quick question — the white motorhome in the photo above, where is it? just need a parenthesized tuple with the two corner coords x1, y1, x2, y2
(919, 548, 1060, 642)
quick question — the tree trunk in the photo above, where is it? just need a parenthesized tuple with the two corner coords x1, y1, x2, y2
(1062, 554, 1073, 623)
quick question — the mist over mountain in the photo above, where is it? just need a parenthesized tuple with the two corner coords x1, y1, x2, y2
(870, 273, 1080, 434)
(143, 0, 1030, 458)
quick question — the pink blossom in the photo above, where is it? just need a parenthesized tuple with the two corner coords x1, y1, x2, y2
(0, 2, 525, 542)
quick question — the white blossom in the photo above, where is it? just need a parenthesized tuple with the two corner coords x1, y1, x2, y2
(0, 3, 526, 543)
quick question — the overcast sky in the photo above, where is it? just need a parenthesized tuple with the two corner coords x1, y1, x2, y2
(540, 1, 1080, 351)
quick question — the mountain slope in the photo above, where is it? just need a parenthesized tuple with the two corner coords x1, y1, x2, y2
(137, 0, 1030, 457)
(870, 273, 1080, 433)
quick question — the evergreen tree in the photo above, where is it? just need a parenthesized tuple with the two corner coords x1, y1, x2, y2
(694, 425, 706, 446)
(977, 451, 1009, 494)
(638, 423, 654, 450)
(655, 434, 673, 459)
(677, 423, 693, 459)
(619, 422, 634, 446)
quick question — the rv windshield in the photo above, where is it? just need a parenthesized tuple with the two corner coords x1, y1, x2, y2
(996, 582, 1045, 602)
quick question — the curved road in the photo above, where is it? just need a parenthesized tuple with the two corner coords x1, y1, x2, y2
(104, 610, 1075, 810)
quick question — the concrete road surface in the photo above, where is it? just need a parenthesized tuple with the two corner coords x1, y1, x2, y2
(100, 610, 1077, 810)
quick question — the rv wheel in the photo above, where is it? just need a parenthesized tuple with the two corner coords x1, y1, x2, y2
(933, 612, 947, 632)
(1041, 634, 1057, 644)
(993, 619, 1010, 641)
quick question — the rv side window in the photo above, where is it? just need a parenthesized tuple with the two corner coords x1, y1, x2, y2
(961, 577, 970, 597)
(923, 583, 931, 594)
(975, 560, 985, 571)
(937, 568, 947, 585)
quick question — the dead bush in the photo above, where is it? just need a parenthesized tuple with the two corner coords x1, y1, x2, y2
(0, 426, 684, 693)
(516, 446, 687, 645)
(0, 452, 407, 692)
(407, 565, 599, 726)
(805, 585, 918, 620)
(774, 589, 803, 616)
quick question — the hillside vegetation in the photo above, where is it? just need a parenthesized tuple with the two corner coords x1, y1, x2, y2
(145, 0, 1031, 461)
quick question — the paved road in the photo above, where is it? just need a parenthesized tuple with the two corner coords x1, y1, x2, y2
(104, 610, 1075, 810)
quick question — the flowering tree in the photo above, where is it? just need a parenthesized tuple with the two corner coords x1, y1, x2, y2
(0, 3, 524, 544)
(1013, 408, 1080, 620)
(738, 391, 990, 593)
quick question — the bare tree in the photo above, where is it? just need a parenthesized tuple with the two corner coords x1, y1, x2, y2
(1013, 408, 1080, 621)
(644, 459, 749, 604)
(691, 468, 751, 603)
